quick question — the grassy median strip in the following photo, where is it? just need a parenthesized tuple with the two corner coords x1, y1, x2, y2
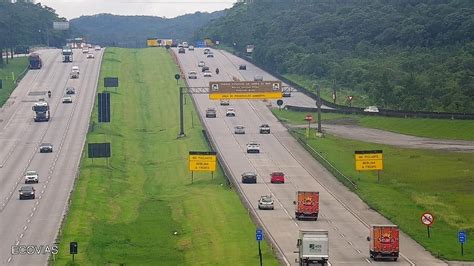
(54, 48, 278, 265)
(289, 128, 473, 260)
(272, 108, 474, 141)
(0, 57, 28, 107)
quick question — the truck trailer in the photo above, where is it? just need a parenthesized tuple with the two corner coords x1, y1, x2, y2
(368, 224, 399, 261)
(32, 99, 50, 122)
(294, 191, 319, 220)
(297, 230, 329, 265)
(28, 53, 42, 69)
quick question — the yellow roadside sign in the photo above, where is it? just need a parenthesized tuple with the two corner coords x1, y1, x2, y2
(189, 151, 217, 172)
(355, 150, 383, 171)
(147, 38, 158, 47)
(209, 81, 282, 100)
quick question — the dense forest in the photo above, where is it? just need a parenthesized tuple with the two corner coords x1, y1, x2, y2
(0, 0, 69, 66)
(70, 11, 225, 47)
(198, 0, 474, 113)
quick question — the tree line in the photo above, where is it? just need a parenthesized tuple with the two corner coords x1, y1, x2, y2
(198, 0, 474, 113)
(0, 0, 69, 66)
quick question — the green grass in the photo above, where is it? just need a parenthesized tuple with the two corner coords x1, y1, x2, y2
(290, 129, 474, 260)
(272, 109, 474, 141)
(54, 48, 279, 265)
(0, 57, 28, 107)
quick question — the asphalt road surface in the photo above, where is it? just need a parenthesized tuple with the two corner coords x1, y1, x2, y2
(0, 48, 103, 265)
(174, 47, 446, 266)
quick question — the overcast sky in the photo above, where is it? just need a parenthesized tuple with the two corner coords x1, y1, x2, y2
(39, 0, 237, 20)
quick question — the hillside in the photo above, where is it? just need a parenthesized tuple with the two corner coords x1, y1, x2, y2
(198, 0, 474, 113)
(71, 11, 225, 47)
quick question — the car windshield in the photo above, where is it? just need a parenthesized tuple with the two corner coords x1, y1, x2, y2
(26, 171, 36, 175)
(261, 197, 272, 203)
(41, 143, 51, 147)
(21, 186, 33, 191)
(272, 172, 283, 176)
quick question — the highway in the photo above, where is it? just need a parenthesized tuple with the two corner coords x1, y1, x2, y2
(174, 47, 446, 266)
(0, 48, 103, 265)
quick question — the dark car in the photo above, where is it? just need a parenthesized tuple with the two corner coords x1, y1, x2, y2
(201, 66, 210, 72)
(282, 91, 291, 97)
(19, 186, 36, 200)
(241, 172, 257, 184)
(259, 124, 271, 134)
(205, 107, 217, 118)
(66, 87, 75, 94)
(39, 143, 53, 153)
(178, 48, 186, 54)
(239, 64, 247, 70)
(207, 53, 214, 58)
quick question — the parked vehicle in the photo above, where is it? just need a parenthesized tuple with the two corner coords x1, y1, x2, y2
(297, 230, 329, 265)
(258, 195, 274, 210)
(270, 172, 285, 183)
(294, 191, 319, 220)
(241, 172, 257, 183)
(28, 53, 42, 69)
(368, 225, 399, 261)
(364, 106, 379, 113)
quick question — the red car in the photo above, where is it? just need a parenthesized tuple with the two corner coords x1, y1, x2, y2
(270, 172, 285, 183)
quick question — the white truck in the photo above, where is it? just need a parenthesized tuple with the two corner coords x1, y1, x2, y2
(32, 99, 50, 122)
(297, 230, 329, 265)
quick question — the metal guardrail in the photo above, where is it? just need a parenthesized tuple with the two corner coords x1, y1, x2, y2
(231, 51, 474, 120)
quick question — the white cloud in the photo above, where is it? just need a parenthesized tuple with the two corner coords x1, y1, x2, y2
(39, 0, 236, 19)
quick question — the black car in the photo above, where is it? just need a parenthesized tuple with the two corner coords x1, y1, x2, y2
(66, 87, 75, 94)
(201, 66, 210, 72)
(205, 108, 217, 118)
(178, 48, 186, 54)
(241, 172, 257, 184)
(239, 64, 247, 70)
(19, 186, 36, 200)
(39, 143, 53, 153)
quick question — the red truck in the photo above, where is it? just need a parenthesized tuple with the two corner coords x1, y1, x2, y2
(368, 225, 399, 261)
(294, 191, 319, 220)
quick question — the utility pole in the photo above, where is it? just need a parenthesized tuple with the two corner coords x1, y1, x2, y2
(316, 84, 322, 133)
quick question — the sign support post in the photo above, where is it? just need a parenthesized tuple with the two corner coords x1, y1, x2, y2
(179, 87, 185, 138)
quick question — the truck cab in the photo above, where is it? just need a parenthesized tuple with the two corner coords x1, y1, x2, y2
(297, 230, 329, 265)
(32, 100, 50, 122)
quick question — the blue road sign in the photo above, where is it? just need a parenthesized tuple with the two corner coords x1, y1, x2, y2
(256, 229, 263, 241)
(458, 231, 466, 243)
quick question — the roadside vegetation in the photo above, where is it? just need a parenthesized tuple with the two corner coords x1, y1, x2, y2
(199, 0, 474, 113)
(54, 48, 278, 265)
(272, 109, 474, 141)
(0, 57, 28, 107)
(289, 128, 474, 260)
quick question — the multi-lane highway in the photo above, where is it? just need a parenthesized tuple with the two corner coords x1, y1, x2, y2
(0, 48, 103, 265)
(174, 47, 445, 265)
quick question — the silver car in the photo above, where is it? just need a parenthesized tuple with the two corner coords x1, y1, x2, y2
(234, 125, 245, 134)
(258, 195, 274, 210)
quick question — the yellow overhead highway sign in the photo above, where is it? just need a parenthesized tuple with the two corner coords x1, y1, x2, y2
(209, 81, 282, 100)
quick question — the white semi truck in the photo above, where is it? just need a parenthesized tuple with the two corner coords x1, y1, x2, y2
(296, 230, 329, 265)
(32, 99, 50, 122)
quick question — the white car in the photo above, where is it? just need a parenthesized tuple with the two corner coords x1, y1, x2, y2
(226, 107, 236, 117)
(198, 61, 205, 67)
(24, 170, 39, 184)
(82, 48, 89, 54)
(86, 53, 94, 59)
(188, 45, 194, 51)
(364, 106, 379, 113)
(72, 66, 80, 74)
(94, 45, 101, 51)
(258, 195, 274, 210)
(246, 141, 260, 153)
(203, 71, 212, 77)
(188, 71, 197, 79)
(62, 96, 73, 103)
